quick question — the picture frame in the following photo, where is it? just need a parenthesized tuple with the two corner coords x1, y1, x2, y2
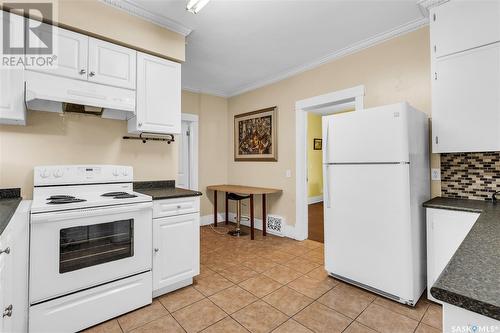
(313, 138, 322, 150)
(234, 106, 278, 161)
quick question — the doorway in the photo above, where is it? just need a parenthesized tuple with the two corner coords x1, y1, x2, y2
(307, 113, 324, 242)
(295, 85, 365, 241)
(177, 113, 199, 190)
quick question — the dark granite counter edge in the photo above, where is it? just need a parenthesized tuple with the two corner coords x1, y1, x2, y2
(133, 180, 202, 200)
(423, 197, 500, 321)
(0, 188, 22, 236)
(431, 286, 500, 320)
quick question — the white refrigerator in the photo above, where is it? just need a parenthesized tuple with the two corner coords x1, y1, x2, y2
(322, 102, 429, 306)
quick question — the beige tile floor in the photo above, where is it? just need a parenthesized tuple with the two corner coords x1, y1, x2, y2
(83, 225, 443, 333)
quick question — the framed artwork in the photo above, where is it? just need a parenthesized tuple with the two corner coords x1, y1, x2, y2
(313, 138, 322, 150)
(234, 106, 278, 161)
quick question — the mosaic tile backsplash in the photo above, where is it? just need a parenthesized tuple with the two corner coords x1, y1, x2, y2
(441, 152, 500, 201)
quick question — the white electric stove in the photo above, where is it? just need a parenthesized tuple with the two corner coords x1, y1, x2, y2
(29, 165, 153, 333)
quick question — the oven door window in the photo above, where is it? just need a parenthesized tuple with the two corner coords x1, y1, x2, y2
(59, 219, 134, 273)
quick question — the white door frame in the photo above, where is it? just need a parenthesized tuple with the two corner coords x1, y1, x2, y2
(181, 113, 199, 190)
(294, 85, 365, 240)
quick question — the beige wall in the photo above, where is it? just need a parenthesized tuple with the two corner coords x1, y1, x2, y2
(0, 91, 228, 207)
(1, 0, 185, 62)
(181, 91, 229, 216)
(227, 27, 440, 227)
(0, 111, 178, 199)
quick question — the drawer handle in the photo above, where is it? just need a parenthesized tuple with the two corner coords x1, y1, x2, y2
(3, 304, 12, 318)
(0, 247, 10, 255)
(176, 205, 182, 209)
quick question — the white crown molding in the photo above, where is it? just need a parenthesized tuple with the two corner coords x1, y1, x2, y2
(100, 0, 192, 36)
(417, 0, 450, 13)
(227, 16, 429, 98)
(182, 86, 230, 98)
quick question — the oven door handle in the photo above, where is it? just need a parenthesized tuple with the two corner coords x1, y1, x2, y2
(30, 202, 153, 223)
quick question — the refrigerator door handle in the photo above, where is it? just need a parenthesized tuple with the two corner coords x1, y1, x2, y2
(324, 165, 331, 208)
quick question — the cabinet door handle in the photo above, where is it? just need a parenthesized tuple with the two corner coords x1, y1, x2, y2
(3, 304, 12, 318)
(177, 205, 182, 209)
(154, 248, 159, 253)
(138, 122, 143, 127)
(0, 247, 10, 255)
(79, 69, 86, 75)
(89, 71, 95, 77)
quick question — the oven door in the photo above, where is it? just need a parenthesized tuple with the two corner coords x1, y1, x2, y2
(30, 202, 152, 304)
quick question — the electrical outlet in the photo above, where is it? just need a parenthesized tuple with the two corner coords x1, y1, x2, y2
(431, 168, 441, 181)
(285, 169, 292, 178)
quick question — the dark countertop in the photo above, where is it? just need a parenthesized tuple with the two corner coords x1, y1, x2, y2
(134, 180, 202, 200)
(423, 197, 500, 320)
(0, 188, 22, 236)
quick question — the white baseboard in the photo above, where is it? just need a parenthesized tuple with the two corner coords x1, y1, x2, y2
(200, 213, 296, 240)
(308, 195, 323, 204)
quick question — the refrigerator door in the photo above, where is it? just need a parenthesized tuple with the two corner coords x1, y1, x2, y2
(323, 103, 410, 164)
(324, 163, 414, 302)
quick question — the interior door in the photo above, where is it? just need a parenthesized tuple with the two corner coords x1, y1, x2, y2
(136, 52, 181, 134)
(88, 38, 136, 89)
(324, 163, 414, 301)
(433, 42, 500, 153)
(27, 20, 88, 80)
(153, 213, 199, 292)
(177, 121, 191, 189)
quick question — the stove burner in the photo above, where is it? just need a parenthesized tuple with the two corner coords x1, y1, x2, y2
(101, 192, 129, 197)
(113, 193, 138, 199)
(47, 198, 87, 204)
(47, 195, 76, 200)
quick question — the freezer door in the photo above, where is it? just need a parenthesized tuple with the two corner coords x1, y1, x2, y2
(324, 103, 410, 164)
(324, 163, 414, 301)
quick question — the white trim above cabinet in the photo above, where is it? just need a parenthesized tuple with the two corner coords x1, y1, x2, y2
(128, 52, 181, 135)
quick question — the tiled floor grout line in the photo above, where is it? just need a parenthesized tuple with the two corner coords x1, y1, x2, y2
(156, 298, 188, 333)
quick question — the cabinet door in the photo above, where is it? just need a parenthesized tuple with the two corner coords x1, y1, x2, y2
(134, 53, 181, 134)
(0, 13, 26, 125)
(432, 42, 500, 153)
(0, 230, 10, 333)
(88, 38, 136, 89)
(426, 208, 479, 303)
(27, 20, 88, 80)
(153, 213, 200, 292)
(431, 1, 500, 58)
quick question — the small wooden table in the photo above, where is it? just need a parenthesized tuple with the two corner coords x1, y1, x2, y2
(207, 185, 282, 240)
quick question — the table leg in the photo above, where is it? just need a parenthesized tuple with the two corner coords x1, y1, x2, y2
(213, 190, 218, 227)
(225, 192, 229, 225)
(262, 194, 267, 236)
(250, 194, 254, 240)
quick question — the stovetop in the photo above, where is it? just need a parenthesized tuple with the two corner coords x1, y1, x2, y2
(31, 184, 151, 214)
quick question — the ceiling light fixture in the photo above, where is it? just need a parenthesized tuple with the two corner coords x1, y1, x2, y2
(186, 0, 210, 14)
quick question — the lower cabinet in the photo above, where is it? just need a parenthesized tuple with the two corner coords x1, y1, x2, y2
(0, 201, 30, 333)
(426, 208, 479, 303)
(152, 199, 200, 297)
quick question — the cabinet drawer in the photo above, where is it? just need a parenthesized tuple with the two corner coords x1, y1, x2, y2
(153, 197, 200, 218)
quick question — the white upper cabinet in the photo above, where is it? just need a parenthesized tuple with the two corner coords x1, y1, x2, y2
(88, 38, 136, 90)
(432, 43, 500, 153)
(128, 52, 181, 134)
(26, 22, 136, 90)
(0, 13, 26, 125)
(430, 0, 500, 153)
(27, 21, 88, 80)
(430, 1, 500, 58)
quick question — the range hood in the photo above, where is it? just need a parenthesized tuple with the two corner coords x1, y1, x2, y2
(25, 71, 136, 120)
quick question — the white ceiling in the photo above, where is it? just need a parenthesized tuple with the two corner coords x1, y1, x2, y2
(105, 0, 428, 97)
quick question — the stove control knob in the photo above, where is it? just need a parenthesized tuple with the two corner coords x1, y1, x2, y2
(53, 169, 64, 178)
(121, 168, 128, 176)
(39, 169, 50, 179)
(112, 168, 120, 177)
